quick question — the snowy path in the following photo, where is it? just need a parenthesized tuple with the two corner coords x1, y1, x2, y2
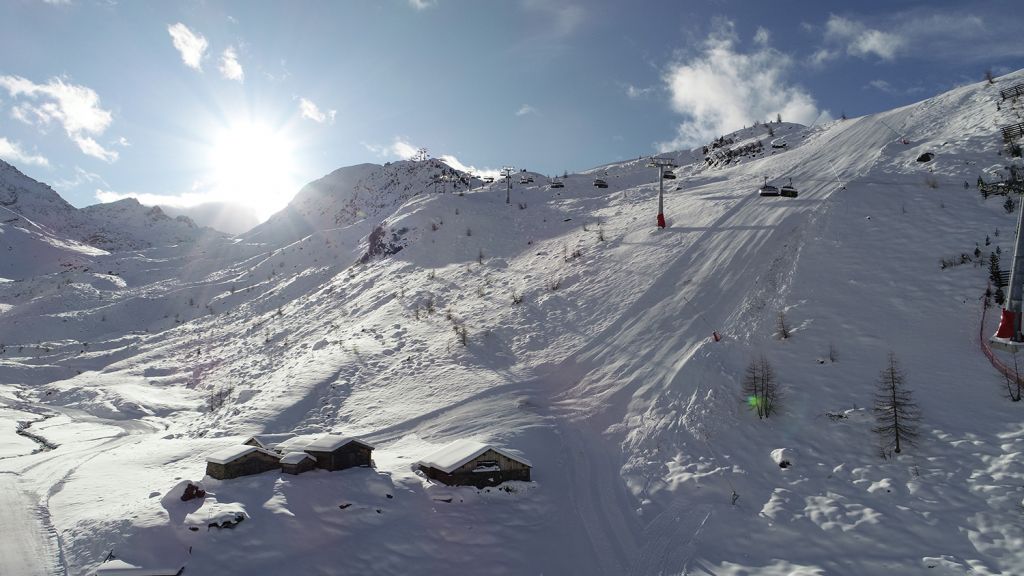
(559, 421, 641, 575)
(0, 474, 64, 576)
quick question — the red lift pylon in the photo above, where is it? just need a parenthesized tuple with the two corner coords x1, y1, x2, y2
(647, 156, 677, 229)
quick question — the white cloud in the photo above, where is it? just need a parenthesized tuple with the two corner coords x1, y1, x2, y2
(522, 0, 585, 38)
(515, 104, 537, 117)
(408, 0, 436, 9)
(167, 23, 208, 71)
(625, 85, 655, 99)
(753, 27, 770, 45)
(298, 97, 336, 124)
(0, 75, 118, 162)
(363, 139, 497, 178)
(364, 137, 420, 160)
(823, 15, 903, 61)
(0, 137, 50, 167)
(54, 166, 107, 190)
(658, 21, 827, 151)
(94, 186, 219, 208)
(219, 47, 244, 82)
(391, 139, 418, 160)
(438, 154, 499, 179)
(73, 136, 118, 162)
(809, 48, 837, 67)
(868, 79, 895, 93)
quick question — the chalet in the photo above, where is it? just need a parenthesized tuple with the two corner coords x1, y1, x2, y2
(205, 445, 281, 480)
(280, 451, 317, 475)
(243, 433, 296, 453)
(303, 434, 374, 471)
(418, 439, 531, 488)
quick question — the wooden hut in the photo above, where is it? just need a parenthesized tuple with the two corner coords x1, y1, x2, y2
(418, 439, 531, 488)
(243, 433, 296, 453)
(303, 434, 374, 471)
(280, 451, 317, 475)
(205, 445, 281, 480)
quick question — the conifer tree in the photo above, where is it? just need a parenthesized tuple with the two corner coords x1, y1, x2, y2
(872, 353, 920, 455)
(989, 252, 1002, 285)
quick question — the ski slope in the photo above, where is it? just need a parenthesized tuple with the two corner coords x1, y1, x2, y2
(0, 72, 1023, 575)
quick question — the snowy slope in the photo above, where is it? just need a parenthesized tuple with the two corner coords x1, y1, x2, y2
(2, 72, 1024, 575)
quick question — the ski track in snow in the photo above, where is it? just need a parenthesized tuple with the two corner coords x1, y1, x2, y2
(0, 473, 65, 576)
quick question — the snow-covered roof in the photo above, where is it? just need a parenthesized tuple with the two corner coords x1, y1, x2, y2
(280, 451, 315, 465)
(206, 444, 278, 465)
(304, 434, 374, 452)
(274, 435, 317, 453)
(244, 433, 296, 450)
(417, 439, 531, 474)
(94, 558, 183, 575)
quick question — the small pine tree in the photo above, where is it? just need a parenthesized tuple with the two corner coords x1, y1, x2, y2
(985, 69, 995, 84)
(1004, 196, 1016, 214)
(776, 112, 782, 123)
(872, 353, 920, 454)
(990, 252, 1002, 285)
(995, 285, 1006, 305)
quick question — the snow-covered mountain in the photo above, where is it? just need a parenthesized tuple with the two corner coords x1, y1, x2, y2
(160, 201, 261, 235)
(246, 158, 478, 246)
(0, 159, 222, 258)
(2, 72, 1024, 575)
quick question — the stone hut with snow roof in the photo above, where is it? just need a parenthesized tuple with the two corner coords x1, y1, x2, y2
(280, 451, 317, 475)
(206, 445, 281, 480)
(243, 433, 296, 453)
(418, 439, 531, 488)
(303, 434, 374, 471)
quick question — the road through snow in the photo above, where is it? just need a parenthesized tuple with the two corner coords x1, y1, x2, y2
(0, 474, 63, 576)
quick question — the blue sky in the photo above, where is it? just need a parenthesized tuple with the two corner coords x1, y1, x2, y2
(1, 0, 1022, 219)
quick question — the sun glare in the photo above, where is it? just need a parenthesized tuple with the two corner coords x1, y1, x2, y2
(208, 120, 299, 221)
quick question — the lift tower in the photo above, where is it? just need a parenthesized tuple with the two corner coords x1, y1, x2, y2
(501, 166, 515, 204)
(647, 156, 677, 228)
(992, 126, 1024, 351)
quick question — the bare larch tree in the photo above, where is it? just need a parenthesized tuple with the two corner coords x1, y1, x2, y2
(873, 353, 920, 454)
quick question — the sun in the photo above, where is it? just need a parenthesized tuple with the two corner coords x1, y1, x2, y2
(208, 120, 299, 220)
